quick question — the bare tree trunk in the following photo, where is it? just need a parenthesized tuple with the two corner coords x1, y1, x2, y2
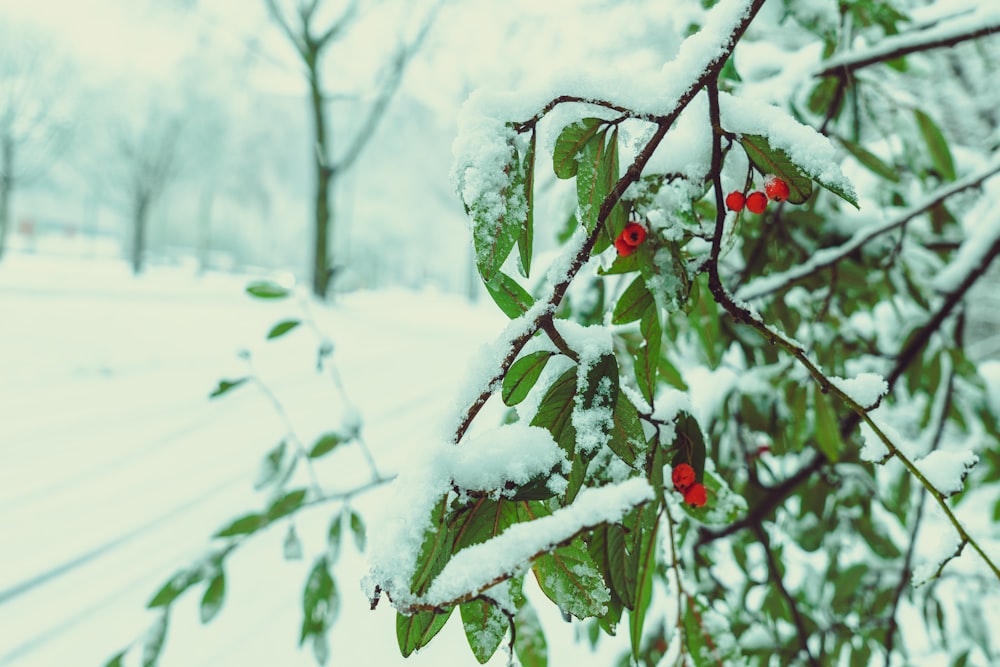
(309, 60, 334, 298)
(131, 196, 149, 275)
(0, 137, 13, 262)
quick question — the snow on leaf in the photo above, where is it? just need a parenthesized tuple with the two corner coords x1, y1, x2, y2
(422, 479, 653, 607)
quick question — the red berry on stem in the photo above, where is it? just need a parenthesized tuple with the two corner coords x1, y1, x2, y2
(672, 463, 696, 492)
(746, 191, 768, 214)
(725, 191, 745, 212)
(764, 175, 790, 202)
(621, 222, 646, 247)
(684, 482, 707, 508)
(614, 236, 636, 257)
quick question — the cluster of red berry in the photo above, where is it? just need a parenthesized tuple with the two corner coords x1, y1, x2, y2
(671, 463, 706, 507)
(726, 175, 790, 214)
(614, 222, 647, 256)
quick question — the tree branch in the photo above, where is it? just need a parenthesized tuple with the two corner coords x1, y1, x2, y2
(815, 11, 1000, 78)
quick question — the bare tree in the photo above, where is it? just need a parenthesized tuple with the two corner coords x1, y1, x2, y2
(112, 110, 183, 274)
(263, 0, 439, 298)
(0, 31, 73, 261)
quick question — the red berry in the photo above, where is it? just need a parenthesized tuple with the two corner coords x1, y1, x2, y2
(683, 482, 707, 508)
(621, 222, 646, 247)
(745, 191, 768, 214)
(614, 236, 636, 257)
(725, 191, 745, 212)
(672, 463, 696, 492)
(764, 175, 790, 202)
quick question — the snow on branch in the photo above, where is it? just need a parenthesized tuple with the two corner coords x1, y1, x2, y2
(735, 152, 1000, 301)
(815, 4, 1000, 77)
(421, 478, 653, 608)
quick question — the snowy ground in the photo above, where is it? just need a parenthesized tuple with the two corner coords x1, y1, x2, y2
(0, 253, 637, 667)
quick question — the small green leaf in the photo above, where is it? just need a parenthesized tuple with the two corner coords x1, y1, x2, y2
(300, 556, 337, 644)
(397, 607, 454, 657)
(410, 496, 455, 596)
(839, 138, 900, 182)
(246, 280, 290, 299)
(254, 440, 286, 489)
(328, 513, 343, 562)
(576, 128, 613, 234)
(502, 351, 552, 406)
(485, 271, 535, 319)
(461, 599, 507, 663)
(814, 389, 842, 462)
(142, 612, 168, 667)
(553, 118, 603, 179)
(215, 513, 266, 538)
(349, 511, 366, 552)
(608, 393, 643, 467)
(283, 523, 303, 560)
(629, 507, 659, 663)
(199, 572, 226, 624)
(514, 599, 548, 667)
(612, 275, 654, 325)
(530, 368, 578, 456)
(209, 377, 248, 399)
(267, 488, 308, 521)
(914, 109, 956, 181)
(518, 130, 536, 278)
(309, 432, 344, 459)
(148, 569, 199, 608)
(266, 318, 301, 340)
(532, 538, 609, 619)
(103, 651, 126, 667)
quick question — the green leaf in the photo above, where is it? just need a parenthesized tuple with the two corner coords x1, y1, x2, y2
(473, 137, 527, 282)
(410, 496, 455, 595)
(514, 599, 548, 667)
(530, 368, 578, 456)
(839, 138, 899, 182)
(576, 128, 614, 234)
(608, 393, 643, 466)
(349, 510, 366, 551)
(209, 377, 248, 399)
(397, 607, 454, 657)
(246, 280, 290, 299)
(102, 651, 126, 667)
(267, 488, 308, 521)
(148, 568, 200, 608)
(814, 390, 842, 462)
(485, 271, 535, 319)
(254, 440, 286, 489)
(266, 318, 301, 339)
(683, 596, 715, 667)
(629, 506, 659, 663)
(518, 130, 536, 278)
(215, 512, 266, 538)
(199, 572, 226, 624)
(328, 513, 343, 562)
(142, 612, 168, 667)
(309, 432, 344, 459)
(502, 351, 552, 406)
(300, 556, 337, 644)
(606, 523, 634, 609)
(740, 134, 814, 204)
(612, 275, 654, 325)
(283, 523, 303, 560)
(532, 538, 609, 619)
(672, 412, 707, 483)
(677, 468, 746, 525)
(553, 118, 603, 179)
(460, 599, 508, 663)
(452, 499, 519, 552)
(742, 133, 859, 208)
(914, 109, 956, 181)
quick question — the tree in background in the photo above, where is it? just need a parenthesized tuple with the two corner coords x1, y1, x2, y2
(264, 0, 440, 298)
(111, 107, 183, 275)
(0, 26, 73, 261)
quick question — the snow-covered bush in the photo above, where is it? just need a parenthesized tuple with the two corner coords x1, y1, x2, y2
(114, 1, 1000, 666)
